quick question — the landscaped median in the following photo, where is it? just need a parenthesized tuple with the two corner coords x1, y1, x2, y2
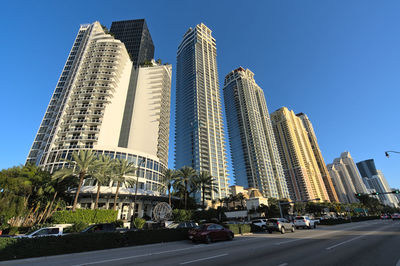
(319, 216, 379, 225)
(0, 228, 189, 261)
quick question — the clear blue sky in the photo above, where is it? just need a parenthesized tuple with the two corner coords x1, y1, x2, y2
(1, 0, 399, 189)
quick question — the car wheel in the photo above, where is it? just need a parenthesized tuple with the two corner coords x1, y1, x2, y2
(268, 230, 272, 234)
(192, 239, 197, 243)
(205, 235, 211, 244)
(281, 227, 285, 234)
(227, 233, 233, 241)
(291, 226, 295, 233)
(314, 224, 317, 229)
(296, 226, 299, 229)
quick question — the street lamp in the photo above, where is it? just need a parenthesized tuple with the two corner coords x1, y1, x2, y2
(385, 151, 400, 158)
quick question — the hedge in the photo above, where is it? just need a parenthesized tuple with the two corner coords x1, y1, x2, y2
(319, 216, 379, 225)
(51, 209, 118, 224)
(225, 224, 251, 234)
(0, 228, 189, 261)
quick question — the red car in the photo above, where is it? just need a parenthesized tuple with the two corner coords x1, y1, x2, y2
(188, 223, 234, 244)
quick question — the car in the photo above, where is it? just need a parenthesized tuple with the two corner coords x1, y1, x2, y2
(391, 213, 400, 220)
(188, 223, 234, 244)
(381, 214, 390, 219)
(251, 219, 268, 229)
(81, 223, 119, 233)
(16, 227, 64, 238)
(266, 218, 295, 234)
(294, 216, 317, 229)
(167, 222, 198, 229)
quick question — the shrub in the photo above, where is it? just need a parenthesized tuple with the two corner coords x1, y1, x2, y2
(51, 209, 118, 224)
(113, 219, 124, 228)
(172, 209, 193, 222)
(132, 218, 146, 229)
(225, 224, 251, 234)
(0, 228, 190, 261)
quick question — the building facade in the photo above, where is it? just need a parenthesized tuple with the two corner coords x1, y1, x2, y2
(110, 19, 155, 65)
(175, 23, 229, 200)
(223, 67, 289, 199)
(270, 107, 330, 202)
(26, 22, 172, 219)
(296, 113, 339, 202)
(327, 152, 368, 203)
(357, 159, 399, 207)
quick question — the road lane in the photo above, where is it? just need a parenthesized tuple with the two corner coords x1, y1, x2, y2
(1, 220, 398, 266)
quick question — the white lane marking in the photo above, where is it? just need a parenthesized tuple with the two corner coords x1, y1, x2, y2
(396, 258, 400, 266)
(277, 263, 288, 266)
(275, 222, 387, 246)
(179, 253, 228, 265)
(325, 223, 394, 250)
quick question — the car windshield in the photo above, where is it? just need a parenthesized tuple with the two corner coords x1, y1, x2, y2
(295, 217, 304, 220)
(268, 219, 278, 222)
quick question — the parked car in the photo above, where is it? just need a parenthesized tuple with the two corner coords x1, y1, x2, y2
(16, 227, 64, 238)
(167, 222, 198, 229)
(188, 223, 234, 244)
(381, 214, 390, 219)
(294, 216, 317, 229)
(391, 213, 400, 220)
(266, 218, 295, 234)
(81, 223, 119, 233)
(251, 219, 268, 229)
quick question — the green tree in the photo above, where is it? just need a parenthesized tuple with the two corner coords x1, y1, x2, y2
(237, 193, 246, 209)
(52, 150, 98, 211)
(192, 171, 218, 209)
(176, 166, 196, 210)
(111, 159, 137, 211)
(163, 169, 177, 206)
(91, 155, 113, 209)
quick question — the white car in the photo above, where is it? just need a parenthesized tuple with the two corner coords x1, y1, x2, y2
(251, 219, 268, 229)
(16, 227, 64, 238)
(294, 216, 317, 229)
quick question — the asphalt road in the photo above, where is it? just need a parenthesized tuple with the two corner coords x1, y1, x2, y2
(1, 220, 399, 266)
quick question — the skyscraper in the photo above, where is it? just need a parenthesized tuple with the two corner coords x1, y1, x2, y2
(296, 113, 339, 202)
(357, 159, 399, 207)
(175, 23, 229, 200)
(110, 19, 155, 65)
(223, 67, 289, 199)
(327, 152, 368, 203)
(26, 22, 172, 198)
(270, 107, 330, 202)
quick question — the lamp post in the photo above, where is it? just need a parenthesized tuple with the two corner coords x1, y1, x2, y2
(278, 198, 321, 218)
(385, 151, 400, 158)
(132, 158, 144, 220)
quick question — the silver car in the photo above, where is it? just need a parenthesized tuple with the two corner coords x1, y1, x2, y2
(266, 218, 295, 234)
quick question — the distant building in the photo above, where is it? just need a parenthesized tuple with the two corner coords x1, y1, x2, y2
(296, 113, 339, 202)
(223, 67, 289, 200)
(110, 19, 155, 65)
(327, 152, 368, 203)
(270, 107, 330, 202)
(357, 159, 399, 208)
(175, 23, 229, 200)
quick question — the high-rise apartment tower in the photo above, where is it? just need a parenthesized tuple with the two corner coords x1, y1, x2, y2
(110, 19, 155, 65)
(296, 113, 339, 202)
(175, 23, 229, 199)
(26, 22, 171, 195)
(271, 107, 330, 202)
(223, 67, 290, 199)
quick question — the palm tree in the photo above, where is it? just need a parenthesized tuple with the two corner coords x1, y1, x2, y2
(52, 150, 98, 211)
(192, 171, 218, 209)
(163, 169, 177, 206)
(92, 155, 114, 209)
(237, 193, 246, 209)
(111, 159, 137, 211)
(176, 166, 196, 210)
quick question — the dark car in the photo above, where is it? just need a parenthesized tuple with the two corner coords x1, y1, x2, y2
(81, 223, 117, 233)
(266, 218, 295, 234)
(167, 221, 198, 229)
(188, 223, 234, 244)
